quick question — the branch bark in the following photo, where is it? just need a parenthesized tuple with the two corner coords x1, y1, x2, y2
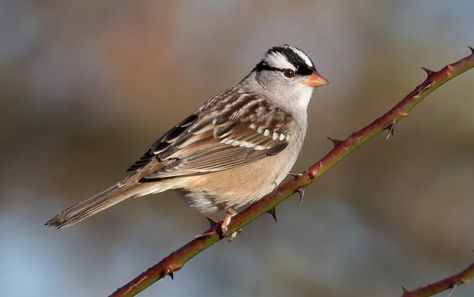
(110, 49, 474, 297)
(402, 262, 474, 297)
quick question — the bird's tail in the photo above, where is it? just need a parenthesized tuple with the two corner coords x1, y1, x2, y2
(46, 178, 157, 229)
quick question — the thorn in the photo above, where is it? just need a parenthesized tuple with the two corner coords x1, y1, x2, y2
(195, 231, 213, 239)
(307, 168, 317, 179)
(469, 46, 474, 54)
(267, 207, 277, 222)
(460, 278, 471, 285)
(326, 136, 343, 146)
(399, 111, 409, 118)
(421, 67, 435, 76)
(384, 120, 397, 140)
(296, 187, 305, 205)
(401, 285, 409, 293)
(445, 64, 454, 73)
(446, 284, 458, 297)
(288, 172, 303, 178)
(195, 217, 220, 239)
(206, 216, 218, 228)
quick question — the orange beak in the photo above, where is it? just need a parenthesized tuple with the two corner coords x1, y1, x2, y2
(302, 72, 329, 87)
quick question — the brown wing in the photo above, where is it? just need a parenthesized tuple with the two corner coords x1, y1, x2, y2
(127, 90, 298, 180)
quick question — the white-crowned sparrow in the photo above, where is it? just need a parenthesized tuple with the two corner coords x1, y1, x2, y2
(46, 44, 328, 230)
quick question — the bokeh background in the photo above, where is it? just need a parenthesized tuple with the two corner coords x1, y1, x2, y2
(1, 1, 474, 296)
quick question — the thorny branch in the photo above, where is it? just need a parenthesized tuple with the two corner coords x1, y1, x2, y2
(111, 48, 474, 297)
(401, 262, 474, 297)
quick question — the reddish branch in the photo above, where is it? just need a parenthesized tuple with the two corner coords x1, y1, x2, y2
(402, 262, 474, 297)
(111, 49, 474, 297)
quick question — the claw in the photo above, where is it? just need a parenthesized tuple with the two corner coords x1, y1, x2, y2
(401, 285, 409, 294)
(227, 228, 242, 242)
(296, 187, 305, 205)
(469, 46, 474, 54)
(267, 207, 277, 222)
(168, 271, 174, 280)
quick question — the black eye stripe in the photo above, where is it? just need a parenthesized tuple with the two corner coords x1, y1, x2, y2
(255, 64, 282, 72)
(297, 65, 314, 76)
(255, 63, 313, 76)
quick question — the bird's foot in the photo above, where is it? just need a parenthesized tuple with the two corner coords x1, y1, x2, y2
(221, 207, 240, 240)
(195, 208, 241, 240)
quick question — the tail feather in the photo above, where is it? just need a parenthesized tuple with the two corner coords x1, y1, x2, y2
(46, 180, 146, 229)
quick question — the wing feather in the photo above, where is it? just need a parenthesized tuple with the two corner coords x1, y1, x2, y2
(127, 90, 298, 180)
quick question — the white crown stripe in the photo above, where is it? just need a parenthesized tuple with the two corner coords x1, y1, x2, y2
(290, 46, 313, 68)
(264, 52, 296, 70)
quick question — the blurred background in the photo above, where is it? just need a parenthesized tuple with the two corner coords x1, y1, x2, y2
(1, 1, 474, 296)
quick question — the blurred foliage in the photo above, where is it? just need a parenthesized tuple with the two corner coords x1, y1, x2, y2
(1, 1, 473, 297)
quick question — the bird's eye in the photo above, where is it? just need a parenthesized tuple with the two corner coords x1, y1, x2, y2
(283, 69, 295, 78)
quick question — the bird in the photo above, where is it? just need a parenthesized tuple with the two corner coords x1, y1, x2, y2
(46, 44, 328, 233)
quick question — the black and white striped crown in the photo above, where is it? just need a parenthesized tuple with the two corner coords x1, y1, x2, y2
(256, 44, 315, 76)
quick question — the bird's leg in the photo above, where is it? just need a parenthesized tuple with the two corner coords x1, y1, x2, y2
(221, 207, 237, 233)
(221, 207, 240, 240)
